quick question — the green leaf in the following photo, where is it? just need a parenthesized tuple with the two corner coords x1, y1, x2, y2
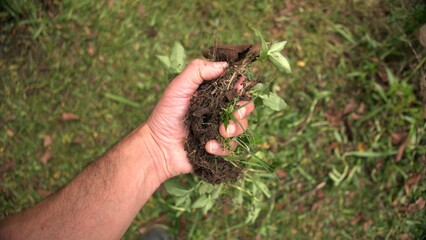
(251, 27, 268, 61)
(251, 83, 265, 92)
(198, 182, 216, 195)
(254, 181, 271, 198)
(259, 93, 287, 111)
(176, 195, 189, 206)
(164, 180, 189, 197)
(156, 55, 170, 69)
(246, 206, 262, 224)
(192, 194, 209, 208)
(334, 24, 356, 45)
(211, 184, 223, 199)
(343, 151, 397, 158)
(385, 67, 398, 87)
(267, 51, 292, 73)
(221, 112, 230, 128)
(184, 196, 191, 209)
(170, 41, 186, 73)
(203, 200, 214, 214)
(373, 82, 388, 102)
(104, 93, 140, 108)
(268, 41, 287, 53)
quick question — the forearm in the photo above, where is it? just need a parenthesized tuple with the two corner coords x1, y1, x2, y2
(0, 59, 235, 239)
(0, 124, 168, 240)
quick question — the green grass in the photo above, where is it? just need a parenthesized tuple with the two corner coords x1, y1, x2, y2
(1, 0, 425, 239)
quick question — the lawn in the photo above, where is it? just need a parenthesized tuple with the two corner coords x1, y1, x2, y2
(1, 0, 425, 239)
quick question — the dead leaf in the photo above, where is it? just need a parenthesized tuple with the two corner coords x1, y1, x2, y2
(377, 67, 388, 84)
(223, 204, 231, 216)
(362, 220, 373, 232)
(60, 112, 79, 121)
(414, 197, 426, 211)
(357, 142, 367, 152)
(350, 112, 361, 120)
(88, 42, 95, 56)
(297, 61, 306, 68)
(84, 26, 98, 39)
(350, 212, 364, 225)
(73, 136, 84, 144)
(275, 201, 287, 211)
(108, 0, 114, 8)
(405, 173, 421, 195)
(399, 233, 411, 240)
(357, 103, 367, 114)
(43, 135, 53, 147)
(408, 197, 425, 213)
(343, 100, 357, 115)
(275, 169, 288, 179)
(83, 26, 90, 36)
(311, 201, 322, 211)
(327, 141, 339, 153)
(374, 159, 384, 172)
(282, 0, 294, 15)
(97, 55, 104, 63)
(324, 110, 343, 127)
(393, 195, 401, 207)
(391, 132, 407, 146)
(53, 171, 61, 179)
(137, 5, 145, 17)
(315, 190, 324, 200)
(39, 151, 52, 164)
(296, 182, 304, 192)
(259, 141, 271, 150)
(87, 31, 98, 39)
(395, 141, 406, 162)
(6, 129, 14, 137)
(0, 161, 16, 175)
(271, 26, 284, 36)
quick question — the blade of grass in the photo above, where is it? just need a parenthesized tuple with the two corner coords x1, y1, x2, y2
(104, 93, 140, 108)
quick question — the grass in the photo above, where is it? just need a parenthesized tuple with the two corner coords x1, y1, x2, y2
(1, 0, 425, 239)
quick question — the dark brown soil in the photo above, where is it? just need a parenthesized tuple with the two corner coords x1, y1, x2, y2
(184, 44, 261, 184)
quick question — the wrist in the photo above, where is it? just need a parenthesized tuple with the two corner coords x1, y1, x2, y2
(136, 124, 173, 182)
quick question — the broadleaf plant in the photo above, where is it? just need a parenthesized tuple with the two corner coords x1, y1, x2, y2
(159, 31, 291, 223)
(258, 92, 288, 111)
(157, 41, 186, 74)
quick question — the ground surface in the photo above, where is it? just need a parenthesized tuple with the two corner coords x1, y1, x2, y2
(1, 0, 425, 239)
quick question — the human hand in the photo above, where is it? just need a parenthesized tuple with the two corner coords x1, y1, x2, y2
(145, 59, 255, 179)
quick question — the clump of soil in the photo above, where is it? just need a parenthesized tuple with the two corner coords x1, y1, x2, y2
(184, 43, 261, 184)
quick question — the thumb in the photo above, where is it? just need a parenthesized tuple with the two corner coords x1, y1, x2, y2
(168, 59, 228, 98)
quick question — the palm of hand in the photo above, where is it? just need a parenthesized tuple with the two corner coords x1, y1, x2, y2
(146, 60, 229, 177)
(146, 59, 254, 178)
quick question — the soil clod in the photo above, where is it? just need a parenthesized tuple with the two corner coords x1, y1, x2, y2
(185, 44, 260, 184)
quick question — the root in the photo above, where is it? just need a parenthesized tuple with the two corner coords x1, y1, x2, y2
(184, 43, 261, 184)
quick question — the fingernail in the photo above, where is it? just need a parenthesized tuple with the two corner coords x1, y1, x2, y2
(209, 141, 218, 152)
(213, 62, 228, 68)
(237, 107, 246, 119)
(226, 124, 236, 135)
